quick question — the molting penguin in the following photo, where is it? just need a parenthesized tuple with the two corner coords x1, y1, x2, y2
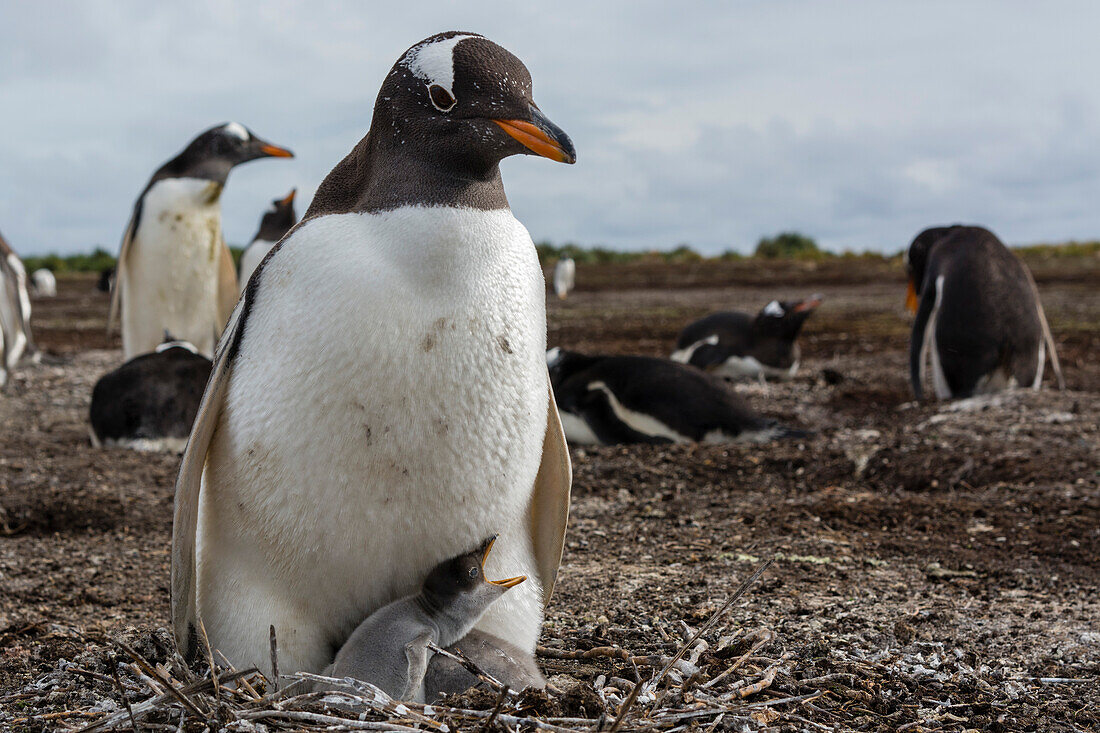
(671, 296, 822, 381)
(324, 535, 530, 701)
(171, 32, 574, 675)
(905, 225, 1064, 400)
(89, 336, 212, 452)
(109, 123, 294, 359)
(31, 269, 57, 297)
(552, 256, 575, 299)
(0, 230, 37, 387)
(238, 189, 298, 292)
(547, 348, 806, 445)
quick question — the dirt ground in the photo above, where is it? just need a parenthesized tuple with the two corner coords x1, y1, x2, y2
(1, 261, 1097, 731)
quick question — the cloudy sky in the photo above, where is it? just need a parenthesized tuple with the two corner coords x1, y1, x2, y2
(2, 1, 1100, 256)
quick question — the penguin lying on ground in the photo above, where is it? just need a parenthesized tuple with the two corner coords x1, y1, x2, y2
(671, 295, 822, 380)
(89, 336, 212, 452)
(547, 348, 806, 445)
(31, 269, 56, 297)
(324, 535, 537, 701)
(238, 189, 298, 292)
(905, 225, 1064, 400)
(0, 230, 37, 387)
(110, 122, 293, 359)
(172, 32, 574, 675)
(552, 256, 575, 299)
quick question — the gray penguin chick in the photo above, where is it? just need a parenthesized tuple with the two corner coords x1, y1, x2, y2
(326, 535, 525, 701)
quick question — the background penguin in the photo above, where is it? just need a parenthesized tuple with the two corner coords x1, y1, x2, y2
(97, 267, 115, 293)
(671, 295, 822, 380)
(89, 335, 212, 452)
(31, 269, 57, 297)
(171, 32, 574, 676)
(325, 536, 527, 701)
(0, 230, 37, 386)
(905, 225, 1064, 400)
(109, 122, 293, 360)
(238, 189, 298, 292)
(552, 256, 575, 299)
(547, 348, 806, 445)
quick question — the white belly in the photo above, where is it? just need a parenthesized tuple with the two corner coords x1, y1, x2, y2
(1, 254, 31, 370)
(197, 207, 549, 672)
(121, 178, 224, 359)
(238, 239, 276, 293)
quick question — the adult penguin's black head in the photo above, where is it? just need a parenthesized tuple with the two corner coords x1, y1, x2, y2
(374, 32, 575, 175)
(159, 122, 294, 184)
(253, 189, 298, 242)
(904, 226, 960, 312)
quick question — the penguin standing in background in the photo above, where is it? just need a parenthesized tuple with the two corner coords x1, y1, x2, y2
(671, 295, 822, 380)
(172, 33, 574, 676)
(31, 269, 57, 297)
(552, 256, 575, 299)
(547, 348, 805, 445)
(238, 189, 298, 292)
(905, 225, 1064, 400)
(0, 230, 37, 386)
(109, 123, 293, 359)
(89, 336, 212, 452)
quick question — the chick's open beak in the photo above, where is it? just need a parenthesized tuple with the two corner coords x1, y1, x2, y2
(906, 279, 919, 313)
(492, 104, 576, 164)
(479, 534, 527, 588)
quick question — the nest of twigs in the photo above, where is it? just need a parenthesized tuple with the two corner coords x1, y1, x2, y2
(9, 560, 842, 732)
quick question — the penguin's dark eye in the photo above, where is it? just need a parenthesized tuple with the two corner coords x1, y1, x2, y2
(428, 84, 456, 112)
(468, 566, 479, 579)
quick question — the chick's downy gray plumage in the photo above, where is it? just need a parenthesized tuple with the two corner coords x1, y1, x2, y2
(326, 536, 526, 701)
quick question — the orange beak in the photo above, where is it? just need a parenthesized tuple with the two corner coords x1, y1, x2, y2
(260, 143, 294, 158)
(479, 536, 527, 589)
(492, 119, 574, 163)
(793, 295, 823, 313)
(280, 189, 297, 205)
(906, 278, 919, 313)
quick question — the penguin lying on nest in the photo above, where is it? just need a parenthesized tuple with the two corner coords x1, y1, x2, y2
(548, 348, 807, 446)
(905, 225, 1064, 400)
(322, 535, 541, 701)
(671, 295, 822, 381)
(89, 335, 212, 452)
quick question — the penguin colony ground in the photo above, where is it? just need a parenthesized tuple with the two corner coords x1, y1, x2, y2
(0, 28, 1077, 714)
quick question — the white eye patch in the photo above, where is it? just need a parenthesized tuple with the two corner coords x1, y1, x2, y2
(763, 300, 785, 317)
(546, 347, 563, 366)
(404, 34, 480, 99)
(223, 122, 249, 141)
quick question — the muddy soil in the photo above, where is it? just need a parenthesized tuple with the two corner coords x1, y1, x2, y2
(1, 265, 1097, 731)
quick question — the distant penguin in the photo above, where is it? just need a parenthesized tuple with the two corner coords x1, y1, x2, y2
(547, 348, 805, 445)
(0, 230, 37, 386)
(671, 296, 822, 381)
(109, 122, 294, 360)
(238, 189, 298, 292)
(171, 33, 574, 675)
(325, 536, 528, 701)
(552, 256, 575, 299)
(97, 267, 115, 293)
(89, 336, 212, 452)
(31, 269, 57, 297)
(905, 225, 1064, 400)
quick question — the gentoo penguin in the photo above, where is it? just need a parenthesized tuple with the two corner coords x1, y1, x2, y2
(0, 230, 36, 386)
(325, 535, 527, 701)
(552, 256, 575, 299)
(238, 189, 298, 292)
(905, 225, 1064, 400)
(97, 267, 115, 293)
(89, 336, 212, 452)
(671, 295, 822, 381)
(109, 122, 294, 359)
(547, 348, 805, 445)
(31, 269, 57, 297)
(171, 32, 574, 675)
